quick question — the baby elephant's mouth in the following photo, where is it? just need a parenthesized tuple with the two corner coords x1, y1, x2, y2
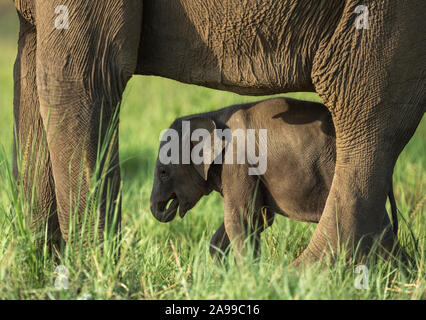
(153, 194, 179, 222)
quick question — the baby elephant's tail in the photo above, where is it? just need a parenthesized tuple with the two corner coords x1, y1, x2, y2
(388, 184, 399, 236)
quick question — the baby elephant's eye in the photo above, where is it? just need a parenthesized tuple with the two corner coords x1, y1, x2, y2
(159, 168, 169, 181)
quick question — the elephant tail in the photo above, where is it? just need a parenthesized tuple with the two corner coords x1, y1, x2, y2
(388, 184, 399, 236)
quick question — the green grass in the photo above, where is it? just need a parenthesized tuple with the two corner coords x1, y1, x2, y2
(0, 4, 424, 299)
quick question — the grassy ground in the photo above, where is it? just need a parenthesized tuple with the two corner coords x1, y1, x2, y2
(0, 4, 424, 299)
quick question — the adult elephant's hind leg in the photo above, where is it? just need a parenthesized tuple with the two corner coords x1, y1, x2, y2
(13, 14, 60, 248)
(300, 2, 426, 265)
(295, 102, 423, 265)
(34, 1, 142, 243)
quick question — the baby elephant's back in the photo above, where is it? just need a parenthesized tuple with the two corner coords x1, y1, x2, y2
(237, 97, 336, 222)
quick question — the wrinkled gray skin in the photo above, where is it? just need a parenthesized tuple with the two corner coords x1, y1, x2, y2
(151, 98, 399, 259)
(13, 0, 425, 263)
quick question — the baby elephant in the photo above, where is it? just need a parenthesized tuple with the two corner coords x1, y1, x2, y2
(150, 98, 398, 259)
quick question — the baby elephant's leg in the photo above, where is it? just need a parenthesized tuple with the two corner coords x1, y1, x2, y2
(379, 210, 413, 265)
(209, 223, 231, 258)
(210, 210, 274, 260)
(379, 211, 395, 252)
(223, 176, 265, 261)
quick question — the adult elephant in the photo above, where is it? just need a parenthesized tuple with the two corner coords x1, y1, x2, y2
(13, 0, 425, 264)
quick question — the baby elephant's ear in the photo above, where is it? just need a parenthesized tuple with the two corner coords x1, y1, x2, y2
(188, 117, 222, 180)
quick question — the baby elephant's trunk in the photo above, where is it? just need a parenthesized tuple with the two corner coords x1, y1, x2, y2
(150, 196, 179, 223)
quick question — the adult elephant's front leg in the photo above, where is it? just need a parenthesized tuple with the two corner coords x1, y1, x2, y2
(35, 1, 142, 242)
(14, 13, 60, 247)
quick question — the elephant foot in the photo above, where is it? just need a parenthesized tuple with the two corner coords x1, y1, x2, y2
(290, 243, 324, 268)
(291, 234, 414, 271)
